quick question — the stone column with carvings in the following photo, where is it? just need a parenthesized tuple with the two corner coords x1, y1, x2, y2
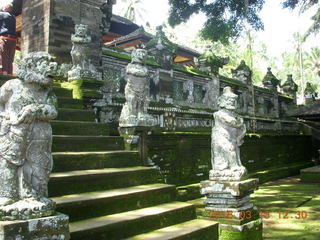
(0, 52, 69, 239)
(200, 87, 262, 240)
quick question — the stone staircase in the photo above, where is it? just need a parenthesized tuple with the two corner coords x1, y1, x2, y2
(49, 86, 218, 240)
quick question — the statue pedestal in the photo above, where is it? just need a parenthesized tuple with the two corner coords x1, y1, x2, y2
(119, 126, 153, 166)
(0, 213, 70, 240)
(200, 179, 262, 240)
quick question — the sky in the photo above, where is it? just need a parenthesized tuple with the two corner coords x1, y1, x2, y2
(113, 0, 318, 59)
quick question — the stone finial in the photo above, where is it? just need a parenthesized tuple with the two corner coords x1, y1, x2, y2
(145, 26, 175, 70)
(119, 48, 155, 127)
(262, 67, 280, 90)
(0, 52, 58, 220)
(210, 87, 247, 181)
(232, 60, 252, 84)
(304, 82, 316, 104)
(281, 74, 298, 96)
(198, 51, 229, 75)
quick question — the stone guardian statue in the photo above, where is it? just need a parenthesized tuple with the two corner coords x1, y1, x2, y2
(119, 48, 155, 127)
(68, 24, 101, 81)
(210, 86, 247, 181)
(0, 52, 58, 220)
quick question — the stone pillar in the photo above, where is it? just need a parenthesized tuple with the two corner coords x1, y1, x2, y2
(118, 48, 156, 165)
(200, 87, 262, 240)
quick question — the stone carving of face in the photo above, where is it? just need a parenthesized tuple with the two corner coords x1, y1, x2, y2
(131, 49, 147, 64)
(218, 87, 238, 110)
(75, 24, 88, 37)
(17, 52, 58, 86)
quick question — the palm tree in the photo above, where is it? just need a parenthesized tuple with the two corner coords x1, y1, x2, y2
(305, 47, 320, 77)
(120, 0, 146, 23)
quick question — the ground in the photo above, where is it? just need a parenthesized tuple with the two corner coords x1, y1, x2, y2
(252, 176, 320, 240)
(188, 176, 320, 240)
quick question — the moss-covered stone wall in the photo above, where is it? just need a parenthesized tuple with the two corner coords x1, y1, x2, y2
(148, 133, 313, 186)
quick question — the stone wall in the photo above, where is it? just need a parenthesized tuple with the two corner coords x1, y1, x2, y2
(148, 133, 313, 186)
(22, 0, 51, 55)
(22, 0, 105, 64)
(97, 51, 299, 132)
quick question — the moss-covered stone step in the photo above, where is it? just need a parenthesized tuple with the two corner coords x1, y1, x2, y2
(53, 183, 176, 221)
(49, 167, 160, 197)
(57, 97, 84, 109)
(69, 201, 196, 240)
(56, 108, 96, 122)
(52, 151, 140, 172)
(51, 120, 110, 136)
(52, 135, 124, 152)
(53, 86, 72, 98)
(125, 219, 219, 240)
(300, 166, 320, 183)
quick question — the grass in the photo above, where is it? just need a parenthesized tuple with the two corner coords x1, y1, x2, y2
(252, 176, 320, 240)
(189, 175, 320, 240)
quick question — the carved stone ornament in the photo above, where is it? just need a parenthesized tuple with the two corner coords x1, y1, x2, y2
(68, 24, 102, 81)
(0, 52, 58, 220)
(145, 26, 175, 70)
(231, 60, 252, 84)
(262, 67, 280, 91)
(281, 74, 298, 96)
(210, 87, 247, 181)
(119, 48, 156, 127)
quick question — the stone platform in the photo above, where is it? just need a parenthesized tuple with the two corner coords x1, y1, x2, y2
(300, 165, 320, 183)
(0, 213, 70, 240)
(201, 179, 262, 240)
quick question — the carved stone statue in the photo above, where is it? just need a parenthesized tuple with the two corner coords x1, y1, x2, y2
(0, 52, 57, 220)
(210, 87, 247, 181)
(203, 75, 220, 109)
(232, 60, 252, 84)
(119, 48, 155, 127)
(100, 0, 116, 35)
(68, 24, 101, 81)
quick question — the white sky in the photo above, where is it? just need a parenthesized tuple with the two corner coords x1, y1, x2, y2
(113, 0, 319, 58)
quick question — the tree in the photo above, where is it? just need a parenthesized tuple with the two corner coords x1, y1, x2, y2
(168, 0, 320, 43)
(168, 0, 264, 44)
(120, 0, 145, 23)
(282, 0, 320, 40)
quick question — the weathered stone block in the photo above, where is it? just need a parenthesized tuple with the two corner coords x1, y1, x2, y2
(200, 178, 259, 197)
(219, 218, 263, 240)
(0, 213, 70, 240)
(300, 166, 320, 183)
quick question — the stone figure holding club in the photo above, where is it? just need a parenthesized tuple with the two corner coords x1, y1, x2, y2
(210, 86, 247, 181)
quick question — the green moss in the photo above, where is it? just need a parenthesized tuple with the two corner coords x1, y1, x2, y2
(220, 76, 249, 88)
(219, 219, 263, 240)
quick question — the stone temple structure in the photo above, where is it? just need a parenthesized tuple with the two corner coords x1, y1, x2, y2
(0, 52, 69, 239)
(201, 87, 262, 240)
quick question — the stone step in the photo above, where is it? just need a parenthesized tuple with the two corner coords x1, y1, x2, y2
(125, 219, 219, 240)
(53, 86, 72, 98)
(52, 151, 140, 172)
(69, 202, 196, 240)
(49, 167, 160, 197)
(56, 108, 96, 122)
(53, 183, 176, 221)
(51, 120, 110, 136)
(52, 135, 124, 152)
(57, 97, 84, 109)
